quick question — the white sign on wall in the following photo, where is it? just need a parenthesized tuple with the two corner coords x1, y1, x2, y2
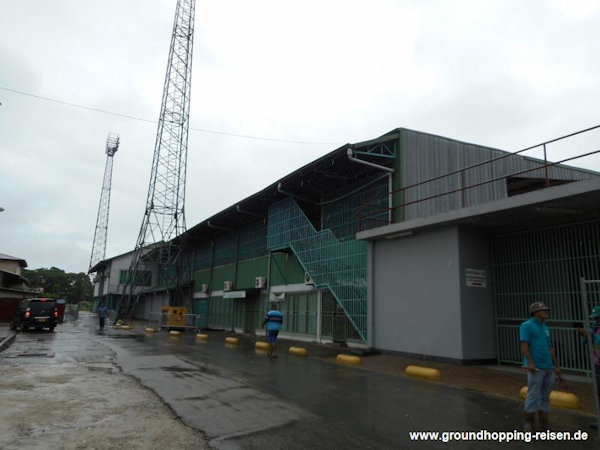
(466, 268, 487, 288)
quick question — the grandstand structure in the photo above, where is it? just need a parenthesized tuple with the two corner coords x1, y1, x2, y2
(92, 125, 600, 371)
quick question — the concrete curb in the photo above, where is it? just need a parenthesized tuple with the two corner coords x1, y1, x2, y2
(0, 331, 17, 352)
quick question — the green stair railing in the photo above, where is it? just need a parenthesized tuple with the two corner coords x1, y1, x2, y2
(268, 198, 368, 341)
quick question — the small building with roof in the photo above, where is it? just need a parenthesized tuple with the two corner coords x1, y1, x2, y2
(0, 252, 36, 320)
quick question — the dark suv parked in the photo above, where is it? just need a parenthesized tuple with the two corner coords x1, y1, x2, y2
(10, 298, 58, 331)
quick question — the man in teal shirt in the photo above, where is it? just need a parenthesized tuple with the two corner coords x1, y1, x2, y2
(262, 303, 283, 359)
(519, 302, 561, 431)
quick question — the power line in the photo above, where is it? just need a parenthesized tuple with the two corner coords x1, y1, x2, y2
(0, 86, 343, 146)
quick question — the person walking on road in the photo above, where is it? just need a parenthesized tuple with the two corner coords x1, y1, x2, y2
(97, 301, 108, 330)
(578, 305, 600, 430)
(519, 301, 562, 432)
(262, 303, 283, 359)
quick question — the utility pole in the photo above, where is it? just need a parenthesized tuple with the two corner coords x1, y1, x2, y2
(120, 0, 196, 321)
(89, 133, 120, 273)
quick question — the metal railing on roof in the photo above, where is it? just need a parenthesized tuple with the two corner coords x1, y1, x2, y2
(359, 125, 600, 229)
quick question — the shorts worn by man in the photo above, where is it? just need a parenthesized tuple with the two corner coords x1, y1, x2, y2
(519, 301, 561, 432)
(262, 303, 283, 358)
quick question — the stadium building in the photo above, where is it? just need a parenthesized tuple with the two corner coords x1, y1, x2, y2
(92, 126, 600, 371)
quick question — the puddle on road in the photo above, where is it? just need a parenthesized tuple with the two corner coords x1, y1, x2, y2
(87, 365, 118, 374)
(1, 351, 55, 358)
(160, 364, 219, 376)
(104, 334, 145, 340)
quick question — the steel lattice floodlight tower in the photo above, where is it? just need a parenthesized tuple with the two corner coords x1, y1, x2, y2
(89, 133, 120, 273)
(121, 0, 196, 320)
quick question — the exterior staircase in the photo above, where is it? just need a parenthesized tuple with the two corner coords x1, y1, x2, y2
(267, 198, 368, 341)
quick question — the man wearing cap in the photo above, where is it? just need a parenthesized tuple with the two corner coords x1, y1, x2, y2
(578, 305, 600, 429)
(519, 302, 561, 431)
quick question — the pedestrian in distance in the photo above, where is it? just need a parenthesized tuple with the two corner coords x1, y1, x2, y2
(97, 301, 108, 331)
(578, 305, 600, 430)
(519, 301, 562, 432)
(262, 303, 283, 359)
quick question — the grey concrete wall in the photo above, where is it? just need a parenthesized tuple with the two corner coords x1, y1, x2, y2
(457, 226, 496, 360)
(372, 226, 463, 359)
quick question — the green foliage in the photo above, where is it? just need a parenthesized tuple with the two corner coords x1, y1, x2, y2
(79, 300, 94, 312)
(22, 267, 93, 304)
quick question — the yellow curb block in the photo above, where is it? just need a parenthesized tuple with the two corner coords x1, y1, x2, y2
(145, 327, 156, 333)
(120, 325, 132, 330)
(255, 341, 271, 351)
(519, 386, 580, 409)
(169, 330, 181, 337)
(225, 336, 240, 345)
(336, 354, 362, 365)
(115, 320, 124, 326)
(288, 346, 308, 356)
(405, 365, 441, 381)
(196, 333, 209, 341)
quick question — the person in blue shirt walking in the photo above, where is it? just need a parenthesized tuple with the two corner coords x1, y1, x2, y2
(519, 302, 562, 432)
(97, 301, 108, 331)
(262, 303, 283, 359)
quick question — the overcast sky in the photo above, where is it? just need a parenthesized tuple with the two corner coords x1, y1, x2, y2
(1, 0, 600, 274)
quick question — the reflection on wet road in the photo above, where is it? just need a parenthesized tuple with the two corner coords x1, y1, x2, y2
(5, 314, 598, 449)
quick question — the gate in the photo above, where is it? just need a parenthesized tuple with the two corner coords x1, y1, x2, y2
(493, 220, 600, 373)
(580, 278, 600, 433)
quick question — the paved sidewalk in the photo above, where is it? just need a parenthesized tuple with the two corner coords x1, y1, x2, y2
(355, 353, 597, 417)
(253, 334, 598, 417)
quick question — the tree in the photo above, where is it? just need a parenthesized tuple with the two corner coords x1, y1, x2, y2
(22, 267, 93, 303)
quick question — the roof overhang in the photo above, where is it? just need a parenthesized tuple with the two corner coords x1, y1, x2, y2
(182, 135, 398, 245)
(0, 269, 28, 285)
(357, 177, 600, 240)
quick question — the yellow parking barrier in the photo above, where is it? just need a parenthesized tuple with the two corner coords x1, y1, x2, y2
(255, 341, 271, 351)
(336, 354, 362, 365)
(288, 346, 308, 357)
(169, 330, 181, 337)
(196, 333, 209, 341)
(120, 325, 132, 330)
(519, 386, 580, 409)
(144, 327, 156, 333)
(225, 336, 239, 345)
(405, 365, 441, 381)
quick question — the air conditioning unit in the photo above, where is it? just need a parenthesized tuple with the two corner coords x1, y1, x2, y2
(255, 276, 266, 289)
(304, 271, 314, 285)
(199, 283, 209, 294)
(224, 280, 233, 291)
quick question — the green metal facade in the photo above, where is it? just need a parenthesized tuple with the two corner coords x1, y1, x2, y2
(191, 174, 392, 342)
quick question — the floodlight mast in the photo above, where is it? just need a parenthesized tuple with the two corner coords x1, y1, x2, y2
(120, 0, 196, 321)
(89, 133, 120, 273)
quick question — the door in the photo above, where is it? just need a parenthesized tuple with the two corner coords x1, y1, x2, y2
(244, 294, 259, 334)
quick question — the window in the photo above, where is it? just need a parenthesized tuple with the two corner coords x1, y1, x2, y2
(119, 270, 152, 286)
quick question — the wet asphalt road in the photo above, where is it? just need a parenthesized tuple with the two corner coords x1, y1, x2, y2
(4, 315, 599, 449)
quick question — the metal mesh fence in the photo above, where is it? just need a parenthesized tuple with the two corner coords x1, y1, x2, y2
(214, 233, 236, 266)
(323, 178, 389, 238)
(238, 221, 268, 261)
(494, 220, 600, 372)
(193, 244, 212, 270)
